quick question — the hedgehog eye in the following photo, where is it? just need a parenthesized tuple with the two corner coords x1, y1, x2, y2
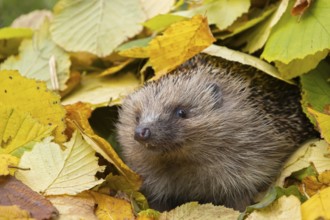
(175, 108, 187, 119)
(135, 116, 140, 123)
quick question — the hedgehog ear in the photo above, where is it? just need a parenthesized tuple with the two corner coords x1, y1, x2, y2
(208, 83, 222, 109)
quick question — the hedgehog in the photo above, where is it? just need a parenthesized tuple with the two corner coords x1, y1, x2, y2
(116, 54, 315, 211)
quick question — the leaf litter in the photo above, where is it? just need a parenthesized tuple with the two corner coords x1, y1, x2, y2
(0, 0, 330, 219)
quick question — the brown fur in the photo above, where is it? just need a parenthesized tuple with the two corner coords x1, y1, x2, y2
(116, 54, 315, 211)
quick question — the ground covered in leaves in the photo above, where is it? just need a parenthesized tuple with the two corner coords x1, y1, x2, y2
(0, 0, 330, 219)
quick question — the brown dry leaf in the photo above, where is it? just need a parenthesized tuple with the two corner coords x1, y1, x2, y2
(0, 154, 19, 175)
(59, 70, 81, 98)
(291, 0, 313, 16)
(89, 191, 134, 220)
(300, 171, 330, 197)
(301, 187, 330, 220)
(0, 205, 33, 219)
(65, 103, 141, 190)
(0, 175, 58, 219)
(47, 192, 98, 220)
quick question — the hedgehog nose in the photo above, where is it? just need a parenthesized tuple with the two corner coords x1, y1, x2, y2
(134, 126, 151, 142)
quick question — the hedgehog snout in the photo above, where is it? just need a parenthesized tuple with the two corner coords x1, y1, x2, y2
(134, 125, 151, 143)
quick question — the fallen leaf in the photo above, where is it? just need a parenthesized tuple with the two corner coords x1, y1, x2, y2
(11, 10, 53, 30)
(0, 70, 66, 143)
(301, 175, 329, 197)
(175, 0, 250, 30)
(0, 154, 19, 175)
(0, 105, 55, 157)
(99, 58, 134, 77)
(89, 191, 135, 220)
(308, 108, 330, 144)
(242, 0, 289, 53)
(137, 209, 160, 220)
(142, 14, 187, 32)
(140, 0, 175, 19)
(148, 15, 215, 78)
(246, 195, 301, 220)
(202, 44, 292, 83)
(159, 202, 240, 220)
(62, 72, 140, 107)
(0, 205, 32, 219)
(262, 0, 330, 64)
(301, 187, 330, 220)
(47, 192, 98, 220)
(0, 175, 58, 219)
(0, 27, 33, 39)
(102, 174, 148, 210)
(291, 0, 313, 16)
(274, 49, 329, 79)
(276, 139, 330, 186)
(217, 5, 276, 40)
(65, 103, 142, 190)
(1, 20, 71, 91)
(0, 27, 33, 58)
(51, 0, 146, 57)
(16, 131, 104, 195)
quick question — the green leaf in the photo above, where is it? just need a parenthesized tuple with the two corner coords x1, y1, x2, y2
(301, 61, 330, 123)
(143, 14, 187, 32)
(16, 131, 105, 195)
(275, 186, 307, 203)
(50, 0, 146, 57)
(241, 0, 289, 53)
(291, 165, 318, 181)
(175, 0, 250, 29)
(275, 49, 329, 79)
(0, 21, 71, 91)
(217, 4, 276, 40)
(262, 0, 330, 63)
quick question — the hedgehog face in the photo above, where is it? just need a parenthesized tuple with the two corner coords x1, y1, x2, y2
(117, 69, 226, 154)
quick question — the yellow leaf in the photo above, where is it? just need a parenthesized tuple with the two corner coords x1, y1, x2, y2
(301, 187, 330, 220)
(65, 103, 142, 190)
(47, 192, 98, 220)
(119, 46, 150, 58)
(89, 191, 134, 220)
(16, 131, 104, 195)
(0, 205, 33, 219)
(119, 15, 215, 79)
(0, 154, 19, 175)
(308, 108, 330, 144)
(0, 105, 55, 156)
(246, 195, 301, 220)
(0, 70, 66, 143)
(137, 209, 161, 220)
(148, 14, 215, 78)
